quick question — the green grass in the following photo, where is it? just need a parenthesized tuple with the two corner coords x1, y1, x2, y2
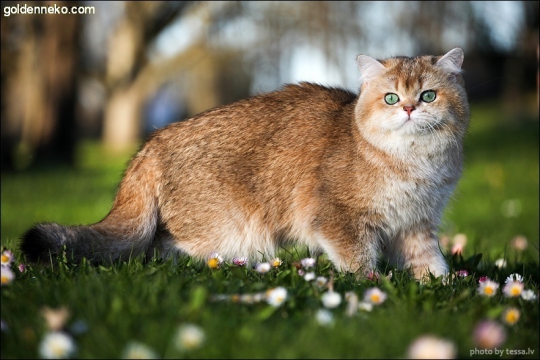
(1, 102, 539, 358)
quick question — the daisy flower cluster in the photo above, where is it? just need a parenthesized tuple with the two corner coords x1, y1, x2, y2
(468, 269, 537, 354)
(37, 304, 206, 359)
(212, 286, 288, 307)
(406, 269, 536, 358)
(477, 272, 536, 302)
(295, 257, 317, 280)
(209, 255, 391, 328)
(408, 278, 533, 356)
(208, 252, 284, 274)
(477, 271, 537, 331)
(254, 257, 283, 273)
(2, 248, 26, 286)
(316, 285, 388, 326)
(121, 323, 206, 359)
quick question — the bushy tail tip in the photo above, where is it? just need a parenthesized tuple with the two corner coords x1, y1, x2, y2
(20, 223, 65, 263)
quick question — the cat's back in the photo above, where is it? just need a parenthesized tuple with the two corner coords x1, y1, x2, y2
(151, 82, 357, 146)
(269, 82, 357, 111)
(217, 82, 357, 118)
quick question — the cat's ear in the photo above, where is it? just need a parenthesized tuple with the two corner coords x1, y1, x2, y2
(435, 48, 464, 74)
(356, 55, 386, 82)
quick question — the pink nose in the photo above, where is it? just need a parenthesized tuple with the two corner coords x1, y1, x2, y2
(403, 105, 416, 116)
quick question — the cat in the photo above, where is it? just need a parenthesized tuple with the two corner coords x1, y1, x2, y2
(21, 48, 469, 281)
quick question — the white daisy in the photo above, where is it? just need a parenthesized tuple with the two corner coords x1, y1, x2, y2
(315, 309, 334, 326)
(503, 281, 524, 298)
(1, 266, 14, 286)
(266, 287, 288, 307)
(122, 341, 158, 359)
(477, 279, 499, 297)
(363, 287, 387, 305)
(315, 276, 328, 289)
(494, 258, 507, 269)
(301, 257, 316, 269)
(358, 301, 373, 312)
(407, 335, 457, 359)
(1, 250, 14, 266)
(39, 332, 76, 359)
(303, 272, 316, 281)
(502, 307, 520, 326)
(253, 293, 265, 303)
(207, 252, 223, 269)
(271, 257, 283, 267)
(321, 291, 342, 309)
(174, 324, 205, 351)
(520, 289, 537, 301)
(255, 262, 271, 274)
(505, 273, 523, 284)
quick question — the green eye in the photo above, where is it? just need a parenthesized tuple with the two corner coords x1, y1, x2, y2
(421, 90, 436, 103)
(384, 93, 399, 105)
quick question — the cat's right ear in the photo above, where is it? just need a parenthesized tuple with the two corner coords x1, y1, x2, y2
(356, 55, 386, 83)
(435, 48, 464, 74)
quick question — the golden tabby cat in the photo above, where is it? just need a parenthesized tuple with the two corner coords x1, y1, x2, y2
(21, 48, 469, 280)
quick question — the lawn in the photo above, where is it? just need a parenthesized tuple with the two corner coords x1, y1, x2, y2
(1, 102, 539, 359)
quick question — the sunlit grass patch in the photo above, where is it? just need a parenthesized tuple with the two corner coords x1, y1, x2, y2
(1, 246, 538, 358)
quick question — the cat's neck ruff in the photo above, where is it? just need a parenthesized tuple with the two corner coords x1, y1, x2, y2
(359, 129, 460, 166)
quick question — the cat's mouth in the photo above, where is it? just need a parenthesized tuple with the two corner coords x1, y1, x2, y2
(400, 117, 446, 134)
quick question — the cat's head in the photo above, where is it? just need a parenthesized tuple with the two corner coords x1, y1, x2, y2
(355, 48, 470, 155)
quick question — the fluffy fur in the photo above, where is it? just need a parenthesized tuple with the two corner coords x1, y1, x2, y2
(21, 48, 470, 280)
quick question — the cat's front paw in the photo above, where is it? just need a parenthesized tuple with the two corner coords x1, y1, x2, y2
(412, 263, 448, 284)
(353, 268, 380, 282)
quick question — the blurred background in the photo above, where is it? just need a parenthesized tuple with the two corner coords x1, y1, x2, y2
(1, 1, 538, 262)
(1, 0, 538, 169)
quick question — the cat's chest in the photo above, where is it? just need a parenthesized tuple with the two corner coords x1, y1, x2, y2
(373, 163, 457, 228)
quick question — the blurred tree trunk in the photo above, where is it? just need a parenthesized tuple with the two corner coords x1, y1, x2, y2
(1, 1, 81, 170)
(102, 2, 190, 152)
(502, 0, 539, 117)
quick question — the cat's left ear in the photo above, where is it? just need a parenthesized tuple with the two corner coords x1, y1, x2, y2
(356, 55, 386, 83)
(435, 48, 464, 74)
